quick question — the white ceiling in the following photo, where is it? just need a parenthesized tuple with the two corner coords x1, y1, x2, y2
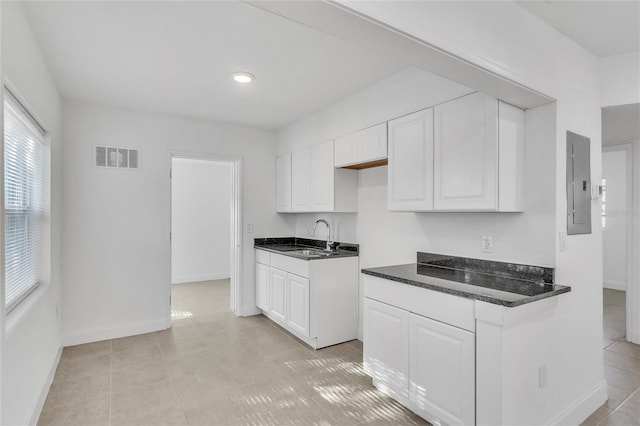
(20, 1, 640, 131)
(517, 1, 640, 57)
(21, 1, 405, 130)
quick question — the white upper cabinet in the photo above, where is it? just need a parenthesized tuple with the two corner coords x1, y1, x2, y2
(335, 123, 387, 168)
(388, 108, 434, 211)
(310, 141, 336, 211)
(285, 140, 358, 213)
(291, 148, 311, 212)
(497, 100, 525, 212)
(434, 92, 498, 211)
(276, 154, 292, 213)
(434, 92, 524, 212)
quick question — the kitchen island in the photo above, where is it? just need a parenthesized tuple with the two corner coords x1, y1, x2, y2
(361, 252, 571, 426)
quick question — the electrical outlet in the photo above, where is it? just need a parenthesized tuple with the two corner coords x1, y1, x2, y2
(246, 223, 253, 234)
(481, 235, 493, 253)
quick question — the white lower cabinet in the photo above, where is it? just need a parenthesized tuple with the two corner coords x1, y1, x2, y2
(364, 281, 476, 425)
(269, 267, 287, 325)
(255, 262, 270, 312)
(255, 249, 358, 349)
(363, 298, 409, 403)
(286, 274, 310, 337)
(409, 313, 475, 426)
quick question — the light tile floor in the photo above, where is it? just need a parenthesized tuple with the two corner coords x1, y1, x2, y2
(38, 280, 428, 425)
(582, 289, 640, 426)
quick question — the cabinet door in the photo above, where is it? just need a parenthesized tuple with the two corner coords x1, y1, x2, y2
(309, 140, 335, 211)
(434, 92, 498, 211)
(291, 148, 311, 212)
(334, 133, 358, 167)
(363, 298, 409, 403)
(286, 274, 310, 338)
(255, 262, 270, 312)
(276, 154, 292, 213)
(409, 313, 475, 426)
(358, 123, 387, 163)
(388, 109, 434, 211)
(269, 268, 287, 325)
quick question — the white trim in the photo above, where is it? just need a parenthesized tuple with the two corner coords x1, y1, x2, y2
(2, 77, 49, 134)
(603, 280, 626, 291)
(29, 345, 62, 426)
(169, 151, 243, 319)
(548, 379, 608, 426)
(62, 318, 170, 347)
(171, 273, 230, 285)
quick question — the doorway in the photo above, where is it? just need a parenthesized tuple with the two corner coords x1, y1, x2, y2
(601, 103, 640, 344)
(169, 153, 242, 324)
(602, 144, 632, 342)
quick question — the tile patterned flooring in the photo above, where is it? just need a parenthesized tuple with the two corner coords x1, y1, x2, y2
(38, 280, 428, 425)
(37, 284, 640, 425)
(582, 289, 640, 426)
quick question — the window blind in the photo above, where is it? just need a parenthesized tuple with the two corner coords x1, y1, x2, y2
(4, 90, 50, 312)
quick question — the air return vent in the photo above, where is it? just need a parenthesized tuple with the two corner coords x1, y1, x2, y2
(95, 146, 140, 169)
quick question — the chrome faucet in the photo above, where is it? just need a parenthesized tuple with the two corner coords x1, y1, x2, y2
(311, 219, 334, 251)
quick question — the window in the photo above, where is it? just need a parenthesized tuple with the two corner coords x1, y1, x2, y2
(3, 89, 49, 312)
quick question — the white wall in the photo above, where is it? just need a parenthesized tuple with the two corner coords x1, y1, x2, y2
(62, 101, 293, 345)
(599, 52, 640, 107)
(1, 2, 63, 425)
(171, 158, 231, 284)
(283, 2, 605, 424)
(602, 150, 629, 290)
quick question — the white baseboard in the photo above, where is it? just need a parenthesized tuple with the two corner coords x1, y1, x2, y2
(549, 379, 607, 426)
(240, 304, 262, 317)
(603, 280, 626, 291)
(29, 344, 63, 425)
(62, 318, 170, 347)
(628, 329, 640, 345)
(171, 273, 229, 284)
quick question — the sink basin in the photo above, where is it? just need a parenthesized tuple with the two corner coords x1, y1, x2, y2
(291, 249, 333, 258)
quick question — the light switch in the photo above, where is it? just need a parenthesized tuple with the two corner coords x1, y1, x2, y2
(246, 224, 254, 233)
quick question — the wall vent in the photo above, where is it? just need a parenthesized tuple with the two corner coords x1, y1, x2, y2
(95, 146, 140, 169)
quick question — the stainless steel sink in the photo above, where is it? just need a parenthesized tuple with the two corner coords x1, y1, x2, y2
(291, 249, 333, 257)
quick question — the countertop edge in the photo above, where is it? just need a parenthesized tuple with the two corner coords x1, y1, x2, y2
(255, 245, 359, 260)
(361, 268, 571, 307)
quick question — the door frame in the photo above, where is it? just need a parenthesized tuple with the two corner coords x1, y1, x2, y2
(169, 151, 243, 317)
(602, 142, 635, 342)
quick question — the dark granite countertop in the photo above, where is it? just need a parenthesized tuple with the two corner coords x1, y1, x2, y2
(255, 237, 359, 261)
(362, 253, 570, 307)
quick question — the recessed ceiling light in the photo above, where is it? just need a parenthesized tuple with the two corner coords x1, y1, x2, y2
(232, 72, 255, 84)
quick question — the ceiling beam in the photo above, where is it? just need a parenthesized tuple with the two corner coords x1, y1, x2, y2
(243, 0, 554, 109)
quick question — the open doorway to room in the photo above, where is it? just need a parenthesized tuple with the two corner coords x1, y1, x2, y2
(169, 155, 241, 328)
(601, 104, 640, 346)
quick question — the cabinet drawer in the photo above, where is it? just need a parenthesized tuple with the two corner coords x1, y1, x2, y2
(256, 249, 271, 265)
(271, 253, 309, 278)
(363, 274, 475, 332)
